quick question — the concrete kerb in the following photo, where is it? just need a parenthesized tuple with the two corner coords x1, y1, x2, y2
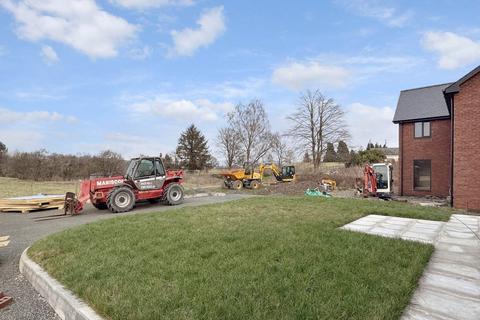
(19, 248, 103, 320)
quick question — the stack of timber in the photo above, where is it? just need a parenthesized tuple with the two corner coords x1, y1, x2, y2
(0, 194, 65, 213)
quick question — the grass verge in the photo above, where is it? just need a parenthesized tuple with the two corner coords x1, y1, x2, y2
(29, 197, 450, 320)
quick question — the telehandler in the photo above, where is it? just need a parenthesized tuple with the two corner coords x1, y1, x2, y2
(65, 156, 185, 214)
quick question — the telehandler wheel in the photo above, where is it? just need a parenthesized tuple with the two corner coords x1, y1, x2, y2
(163, 183, 184, 205)
(231, 180, 243, 190)
(250, 180, 260, 189)
(107, 186, 135, 213)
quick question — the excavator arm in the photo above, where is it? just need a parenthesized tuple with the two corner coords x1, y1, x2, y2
(259, 163, 295, 182)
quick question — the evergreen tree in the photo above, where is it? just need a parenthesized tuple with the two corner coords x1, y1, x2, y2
(163, 153, 174, 169)
(323, 142, 338, 162)
(346, 149, 386, 167)
(336, 140, 350, 163)
(366, 140, 374, 150)
(175, 124, 212, 170)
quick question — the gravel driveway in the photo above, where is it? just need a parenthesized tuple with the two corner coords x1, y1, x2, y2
(0, 194, 248, 320)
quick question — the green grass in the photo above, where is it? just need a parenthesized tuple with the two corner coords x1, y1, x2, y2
(29, 197, 451, 320)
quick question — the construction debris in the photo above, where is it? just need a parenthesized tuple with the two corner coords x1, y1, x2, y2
(0, 194, 65, 213)
(305, 188, 332, 197)
(0, 292, 13, 309)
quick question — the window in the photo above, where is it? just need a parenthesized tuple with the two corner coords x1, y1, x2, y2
(414, 160, 431, 191)
(414, 121, 431, 138)
(135, 159, 155, 178)
(155, 159, 165, 176)
(374, 165, 389, 190)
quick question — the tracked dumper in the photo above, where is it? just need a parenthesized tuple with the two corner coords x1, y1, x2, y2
(66, 156, 184, 214)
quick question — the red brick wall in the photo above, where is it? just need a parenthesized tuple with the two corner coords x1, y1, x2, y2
(453, 72, 480, 211)
(399, 119, 451, 197)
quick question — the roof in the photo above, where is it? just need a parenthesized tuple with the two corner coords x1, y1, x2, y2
(371, 147, 399, 156)
(393, 83, 453, 123)
(444, 65, 480, 93)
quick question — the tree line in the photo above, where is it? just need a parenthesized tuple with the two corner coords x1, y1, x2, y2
(0, 146, 126, 181)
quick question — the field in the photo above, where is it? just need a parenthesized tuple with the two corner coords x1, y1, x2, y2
(0, 174, 225, 199)
(0, 177, 78, 198)
(29, 197, 451, 320)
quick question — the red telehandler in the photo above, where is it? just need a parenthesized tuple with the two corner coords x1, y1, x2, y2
(65, 156, 185, 214)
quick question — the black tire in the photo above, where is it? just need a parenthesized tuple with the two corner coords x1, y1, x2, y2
(92, 202, 108, 210)
(162, 183, 184, 205)
(107, 186, 135, 213)
(231, 180, 242, 190)
(250, 180, 260, 189)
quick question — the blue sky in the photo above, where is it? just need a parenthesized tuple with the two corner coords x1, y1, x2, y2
(1, 0, 480, 160)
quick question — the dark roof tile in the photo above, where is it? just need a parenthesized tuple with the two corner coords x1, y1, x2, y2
(393, 83, 452, 123)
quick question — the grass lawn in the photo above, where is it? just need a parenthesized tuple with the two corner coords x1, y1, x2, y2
(29, 197, 451, 320)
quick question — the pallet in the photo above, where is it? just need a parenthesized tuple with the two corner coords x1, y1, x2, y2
(0, 194, 65, 213)
(0, 292, 13, 309)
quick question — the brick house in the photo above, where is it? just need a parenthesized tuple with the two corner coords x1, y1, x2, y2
(393, 65, 480, 211)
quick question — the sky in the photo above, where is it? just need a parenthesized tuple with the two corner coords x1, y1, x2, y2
(1, 0, 480, 161)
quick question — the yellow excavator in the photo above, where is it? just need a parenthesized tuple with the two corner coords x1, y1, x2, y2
(221, 163, 296, 190)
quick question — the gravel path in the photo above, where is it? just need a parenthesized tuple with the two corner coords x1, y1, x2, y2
(0, 194, 248, 320)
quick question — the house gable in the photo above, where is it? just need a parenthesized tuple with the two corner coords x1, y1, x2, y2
(393, 83, 452, 123)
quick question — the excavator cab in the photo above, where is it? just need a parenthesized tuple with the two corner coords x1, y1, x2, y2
(280, 165, 295, 181)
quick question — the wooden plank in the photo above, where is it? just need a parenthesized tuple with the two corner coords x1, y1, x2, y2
(0, 194, 65, 213)
(0, 240, 10, 247)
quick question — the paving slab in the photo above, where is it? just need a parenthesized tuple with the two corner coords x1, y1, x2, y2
(341, 214, 480, 320)
(341, 215, 445, 244)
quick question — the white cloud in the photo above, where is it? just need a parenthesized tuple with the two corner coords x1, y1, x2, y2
(189, 78, 266, 100)
(128, 46, 152, 60)
(111, 0, 193, 9)
(102, 132, 171, 158)
(128, 97, 233, 122)
(0, 107, 76, 123)
(335, 0, 413, 27)
(1, 0, 137, 58)
(170, 6, 225, 56)
(0, 128, 45, 151)
(422, 31, 480, 69)
(345, 103, 397, 149)
(272, 61, 350, 90)
(40, 45, 59, 64)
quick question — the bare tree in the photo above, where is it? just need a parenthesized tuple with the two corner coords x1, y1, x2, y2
(287, 90, 349, 171)
(270, 133, 294, 167)
(216, 127, 242, 168)
(227, 100, 273, 165)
